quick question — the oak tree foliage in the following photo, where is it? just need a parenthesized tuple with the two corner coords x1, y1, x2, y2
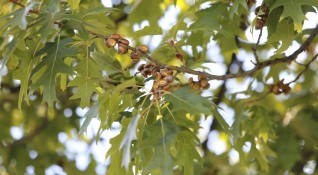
(1, 0, 318, 174)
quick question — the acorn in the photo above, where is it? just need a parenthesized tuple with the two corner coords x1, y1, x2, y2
(145, 62, 154, 68)
(255, 6, 261, 15)
(261, 5, 270, 14)
(158, 79, 168, 87)
(188, 77, 194, 85)
(201, 82, 210, 89)
(255, 18, 265, 30)
(105, 38, 117, 48)
(164, 75, 173, 83)
(154, 72, 162, 80)
(119, 38, 129, 46)
(162, 84, 171, 91)
(141, 71, 148, 77)
(153, 81, 159, 89)
(191, 82, 200, 90)
(110, 33, 121, 40)
(269, 84, 280, 94)
(198, 74, 207, 80)
(143, 68, 151, 75)
(137, 45, 148, 53)
(160, 69, 169, 77)
(199, 78, 209, 88)
(131, 50, 141, 60)
(137, 64, 145, 71)
(118, 43, 128, 54)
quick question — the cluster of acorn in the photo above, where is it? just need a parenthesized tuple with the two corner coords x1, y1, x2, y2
(188, 75, 210, 90)
(105, 33, 148, 63)
(138, 63, 174, 100)
(268, 79, 291, 95)
(255, 5, 270, 30)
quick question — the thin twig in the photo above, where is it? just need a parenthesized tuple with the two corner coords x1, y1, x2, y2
(244, 91, 270, 105)
(252, 28, 263, 64)
(287, 53, 318, 85)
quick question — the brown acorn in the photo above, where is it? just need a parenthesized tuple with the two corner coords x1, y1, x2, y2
(131, 50, 141, 60)
(137, 64, 145, 71)
(118, 43, 128, 54)
(199, 78, 209, 88)
(255, 6, 261, 15)
(188, 77, 194, 85)
(141, 70, 148, 77)
(110, 33, 121, 40)
(269, 84, 280, 94)
(162, 84, 171, 91)
(137, 45, 148, 53)
(160, 69, 169, 77)
(282, 84, 291, 95)
(164, 75, 174, 83)
(255, 18, 265, 30)
(145, 62, 154, 68)
(143, 68, 151, 75)
(153, 81, 159, 89)
(105, 38, 117, 48)
(192, 81, 200, 90)
(201, 82, 210, 89)
(120, 38, 129, 46)
(158, 79, 168, 87)
(261, 5, 270, 14)
(154, 72, 162, 80)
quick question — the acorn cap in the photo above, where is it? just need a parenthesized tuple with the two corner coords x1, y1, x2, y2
(137, 45, 148, 53)
(120, 38, 129, 45)
(105, 38, 117, 48)
(110, 33, 121, 40)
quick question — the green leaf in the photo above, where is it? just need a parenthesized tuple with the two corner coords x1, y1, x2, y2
(81, 7, 122, 18)
(130, 26, 162, 40)
(79, 102, 99, 135)
(164, 87, 212, 114)
(0, 31, 29, 85)
(175, 130, 202, 175)
(106, 131, 131, 175)
(68, 46, 102, 108)
(267, 19, 295, 53)
(91, 51, 122, 75)
(66, 0, 81, 10)
(189, 3, 229, 36)
(230, 0, 248, 19)
(31, 38, 77, 107)
(273, 126, 300, 170)
(151, 43, 176, 63)
(128, 0, 163, 26)
(98, 78, 137, 130)
(271, 0, 318, 32)
(12, 48, 33, 109)
(142, 119, 179, 175)
(212, 108, 231, 133)
(0, 2, 37, 33)
(120, 115, 140, 170)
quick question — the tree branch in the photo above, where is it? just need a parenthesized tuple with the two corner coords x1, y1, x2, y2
(10, 0, 318, 82)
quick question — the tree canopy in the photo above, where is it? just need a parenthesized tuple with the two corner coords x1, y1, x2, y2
(1, 0, 318, 174)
